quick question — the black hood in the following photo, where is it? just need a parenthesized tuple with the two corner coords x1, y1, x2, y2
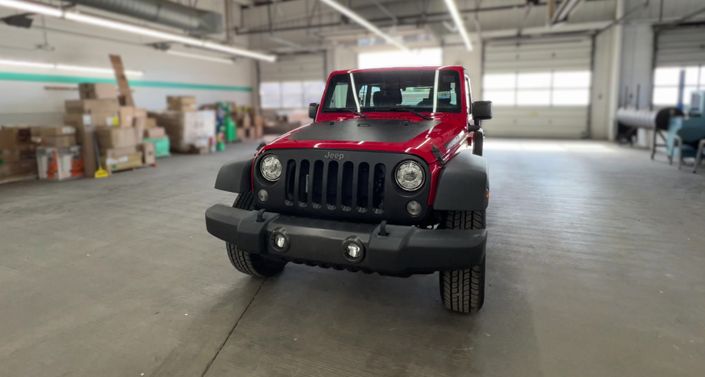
(288, 118, 439, 143)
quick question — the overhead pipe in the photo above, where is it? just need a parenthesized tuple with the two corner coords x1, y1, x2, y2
(70, 0, 223, 34)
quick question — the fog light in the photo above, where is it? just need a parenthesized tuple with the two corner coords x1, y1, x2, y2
(257, 189, 269, 202)
(342, 237, 365, 263)
(406, 200, 422, 217)
(271, 228, 289, 252)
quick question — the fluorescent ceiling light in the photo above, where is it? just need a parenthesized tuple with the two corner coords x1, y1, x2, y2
(320, 0, 407, 51)
(166, 50, 234, 65)
(0, 0, 277, 62)
(0, 58, 144, 76)
(443, 0, 473, 51)
(0, 0, 61, 17)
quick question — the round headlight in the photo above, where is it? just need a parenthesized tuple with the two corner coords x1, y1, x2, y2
(395, 160, 424, 191)
(260, 155, 282, 182)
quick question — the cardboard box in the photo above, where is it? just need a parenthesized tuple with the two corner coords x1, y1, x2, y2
(103, 146, 137, 158)
(79, 83, 118, 100)
(155, 110, 215, 152)
(0, 127, 32, 148)
(96, 127, 137, 149)
(40, 135, 77, 148)
(144, 126, 165, 138)
(31, 126, 77, 148)
(31, 126, 75, 137)
(65, 99, 120, 114)
(0, 159, 36, 178)
(139, 142, 155, 165)
(63, 113, 119, 129)
(167, 96, 197, 112)
(102, 151, 143, 172)
(145, 117, 158, 129)
(36, 146, 83, 181)
(144, 136, 170, 158)
(0, 145, 36, 163)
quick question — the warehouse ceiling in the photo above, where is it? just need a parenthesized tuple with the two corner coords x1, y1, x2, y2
(240, 0, 617, 52)
(1, 0, 705, 60)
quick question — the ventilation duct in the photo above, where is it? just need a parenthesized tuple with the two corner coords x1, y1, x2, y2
(70, 0, 223, 35)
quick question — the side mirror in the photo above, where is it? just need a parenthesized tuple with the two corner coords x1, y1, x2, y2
(472, 101, 492, 122)
(308, 103, 319, 119)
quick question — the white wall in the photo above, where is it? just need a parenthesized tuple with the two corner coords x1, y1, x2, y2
(0, 17, 254, 126)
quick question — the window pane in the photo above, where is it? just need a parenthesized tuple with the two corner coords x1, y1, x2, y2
(654, 67, 681, 86)
(685, 86, 700, 106)
(401, 87, 432, 106)
(260, 82, 281, 109)
(303, 80, 325, 105)
(701, 66, 705, 87)
(281, 82, 303, 108)
(517, 72, 551, 89)
(517, 90, 550, 105)
(484, 90, 515, 105)
(652, 87, 679, 106)
(483, 73, 516, 89)
(553, 71, 591, 88)
(552, 89, 590, 105)
(685, 66, 700, 86)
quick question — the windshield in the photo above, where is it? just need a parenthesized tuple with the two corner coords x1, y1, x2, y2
(321, 70, 461, 114)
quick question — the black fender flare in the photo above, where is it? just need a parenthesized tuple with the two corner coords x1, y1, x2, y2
(214, 159, 252, 193)
(433, 149, 489, 211)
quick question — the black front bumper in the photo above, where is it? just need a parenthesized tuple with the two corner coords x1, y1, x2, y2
(205, 204, 486, 275)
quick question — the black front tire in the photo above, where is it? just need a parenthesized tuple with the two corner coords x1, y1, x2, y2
(439, 210, 486, 314)
(226, 242, 286, 277)
(225, 191, 287, 277)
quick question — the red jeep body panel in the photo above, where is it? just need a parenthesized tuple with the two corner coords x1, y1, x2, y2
(255, 66, 475, 206)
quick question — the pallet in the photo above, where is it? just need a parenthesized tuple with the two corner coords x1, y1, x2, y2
(172, 145, 210, 155)
(0, 173, 37, 185)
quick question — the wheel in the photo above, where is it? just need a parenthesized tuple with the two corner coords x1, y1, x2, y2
(439, 210, 486, 314)
(226, 242, 286, 277)
(225, 191, 287, 277)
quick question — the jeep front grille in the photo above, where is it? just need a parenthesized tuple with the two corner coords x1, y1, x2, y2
(284, 158, 386, 214)
(253, 149, 430, 224)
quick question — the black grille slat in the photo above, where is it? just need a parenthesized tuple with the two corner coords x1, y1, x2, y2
(285, 160, 296, 203)
(373, 163, 385, 210)
(340, 162, 353, 208)
(356, 162, 370, 209)
(326, 161, 338, 207)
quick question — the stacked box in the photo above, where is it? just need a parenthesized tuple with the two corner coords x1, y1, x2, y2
(95, 127, 143, 172)
(234, 107, 263, 141)
(36, 146, 83, 181)
(0, 126, 37, 183)
(65, 99, 121, 115)
(154, 110, 215, 153)
(64, 97, 121, 177)
(78, 83, 118, 100)
(139, 142, 156, 165)
(31, 126, 78, 148)
(144, 137, 170, 158)
(167, 96, 197, 112)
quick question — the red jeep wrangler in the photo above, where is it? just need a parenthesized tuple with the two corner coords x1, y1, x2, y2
(206, 66, 492, 313)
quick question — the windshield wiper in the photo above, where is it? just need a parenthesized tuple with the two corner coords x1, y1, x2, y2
(380, 106, 432, 120)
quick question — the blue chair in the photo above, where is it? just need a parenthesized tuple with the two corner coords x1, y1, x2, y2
(670, 117, 705, 173)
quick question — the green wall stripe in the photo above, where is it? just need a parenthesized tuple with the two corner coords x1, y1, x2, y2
(0, 71, 252, 92)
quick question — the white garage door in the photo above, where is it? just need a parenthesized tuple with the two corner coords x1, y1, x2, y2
(652, 26, 705, 107)
(483, 36, 593, 138)
(259, 53, 326, 109)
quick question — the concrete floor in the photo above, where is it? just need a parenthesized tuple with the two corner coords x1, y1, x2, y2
(1, 140, 704, 377)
